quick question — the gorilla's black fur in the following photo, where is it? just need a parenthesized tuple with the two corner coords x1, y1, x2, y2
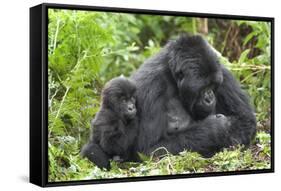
(81, 77, 138, 169)
(130, 34, 256, 157)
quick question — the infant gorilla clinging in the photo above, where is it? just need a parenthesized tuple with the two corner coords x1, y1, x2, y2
(81, 76, 139, 169)
(166, 85, 217, 134)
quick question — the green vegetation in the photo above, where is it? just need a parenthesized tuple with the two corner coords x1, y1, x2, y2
(48, 9, 271, 182)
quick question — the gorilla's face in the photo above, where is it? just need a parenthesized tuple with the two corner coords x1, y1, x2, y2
(168, 35, 223, 119)
(119, 95, 137, 120)
(102, 77, 137, 120)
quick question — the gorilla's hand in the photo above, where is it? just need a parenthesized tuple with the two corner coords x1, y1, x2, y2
(205, 114, 231, 127)
(148, 113, 232, 158)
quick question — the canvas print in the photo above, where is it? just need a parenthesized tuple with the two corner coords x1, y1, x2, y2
(47, 8, 272, 182)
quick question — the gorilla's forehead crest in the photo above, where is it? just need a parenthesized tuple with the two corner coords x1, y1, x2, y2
(168, 34, 220, 72)
(173, 34, 206, 49)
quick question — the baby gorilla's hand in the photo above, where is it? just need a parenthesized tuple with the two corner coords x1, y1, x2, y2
(206, 114, 231, 127)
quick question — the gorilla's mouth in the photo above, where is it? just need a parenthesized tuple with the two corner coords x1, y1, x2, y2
(125, 110, 137, 120)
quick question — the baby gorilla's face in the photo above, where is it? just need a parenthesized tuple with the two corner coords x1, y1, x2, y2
(102, 76, 137, 121)
(119, 95, 136, 120)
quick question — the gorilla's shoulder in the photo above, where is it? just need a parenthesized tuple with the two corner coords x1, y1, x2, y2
(92, 109, 118, 126)
(130, 47, 171, 83)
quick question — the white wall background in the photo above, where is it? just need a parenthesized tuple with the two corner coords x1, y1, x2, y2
(0, 0, 279, 190)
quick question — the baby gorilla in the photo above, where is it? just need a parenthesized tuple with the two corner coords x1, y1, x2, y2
(166, 87, 216, 134)
(166, 97, 192, 134)
(81, 76, 138, 169)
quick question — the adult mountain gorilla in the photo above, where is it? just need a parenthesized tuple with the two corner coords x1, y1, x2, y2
(130, 34, 256, 157)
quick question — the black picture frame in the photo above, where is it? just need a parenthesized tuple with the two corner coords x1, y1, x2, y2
(30, 3, 275, 187)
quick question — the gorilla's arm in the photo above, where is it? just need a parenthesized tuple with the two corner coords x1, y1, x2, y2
(131, 52, 171, 152)
(148, 115, 232, 157)
(100, 123, 128, 156)
(215, 67, 256, 146)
